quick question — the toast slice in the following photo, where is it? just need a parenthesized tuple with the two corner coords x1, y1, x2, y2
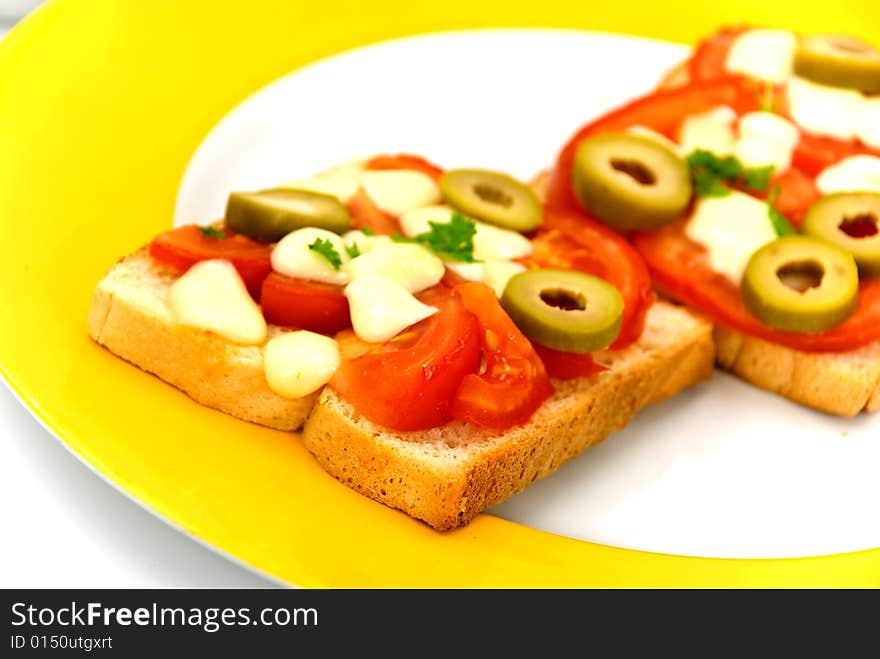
(714, 326, 880, 415)
(87, 248, 317, 431)
(302, 301, 714, 530)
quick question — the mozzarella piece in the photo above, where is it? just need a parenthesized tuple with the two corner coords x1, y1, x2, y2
(816, 155, 880, 194)
(484, 260, 527, 298)
(399, 204, 453, 237)
(445, 262, 486, 282)
(271, 227, 351, 285)
(473, 222, 533, 260)
(281, 159, 363, 203)
(627, 125, 682, 154)
(725, 29, 797, 83)
(861, 96, 880, 148)
(360, 169, 441, 216)
(280, 172, 359, 203)
(169, 259, 267, 345)
(345, 274, 438, 343)
(678, 106, 737, 155)
(444, 259, 527, 297)
(732, 112, 800, 172)
(685, 191, 778, 285)
(787, 76, 880, 149)
(346, 242, 444, 293)
(263, 331, 340, 399)
(342, 230, 392, 255)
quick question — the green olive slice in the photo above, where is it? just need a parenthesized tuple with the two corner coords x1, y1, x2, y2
(572, 133, 692, 232)
(500, 269, 623, 353)
(803, 193, 880, 277)
(225, 188, 351, 242)
(439, 169, 542, 233)
(741, 236, 859, 333)
(793, 34, 880, 94)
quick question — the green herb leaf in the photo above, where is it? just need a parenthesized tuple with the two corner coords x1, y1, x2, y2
(407, 213, 478, 262)
(760, 83, 775, 113)
(344, 242, 361, 259)
(198, 225, 225, 239)
(308, 238, 343, 270)
(360, 226, 376, 236)
(766, 186, 797, 236)
(742, 165, 774, 192)
(687, 149, 775, 198)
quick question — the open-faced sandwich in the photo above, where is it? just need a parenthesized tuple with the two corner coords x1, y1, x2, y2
(88, 153, 713, 529)
(541, 26, 880, 415)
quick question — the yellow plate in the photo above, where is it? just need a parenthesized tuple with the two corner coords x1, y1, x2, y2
(1, 0, 879, 587)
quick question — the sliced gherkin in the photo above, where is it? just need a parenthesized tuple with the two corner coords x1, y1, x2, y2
(741, 236, 859, 333)
(500, 269, 623, 353)
(225, 188, 350, 243)
(572, 133, 692, 232)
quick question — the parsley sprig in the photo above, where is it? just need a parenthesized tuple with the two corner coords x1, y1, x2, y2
(766, 185, 797, 236)
(393, 212, 478, 263)
(198, 226, 225, 239)
(687, 150, 774, 198)
(308, 238, 343, 270)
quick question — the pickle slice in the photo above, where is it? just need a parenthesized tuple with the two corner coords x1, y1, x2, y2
(793, 34, 880, 93)
(572, 133, 692, 232)
(500, 269, 623, 353)
(741, 236, 859, 333)
(439, 169, 542, 233)
(803, 193, 880, 277)
(225, 188, 351, 243)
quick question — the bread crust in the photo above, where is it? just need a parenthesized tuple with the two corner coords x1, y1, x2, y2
(88, 249, 316, 431)
(714, 325, 880, 416)
(302, 302, 714, 530)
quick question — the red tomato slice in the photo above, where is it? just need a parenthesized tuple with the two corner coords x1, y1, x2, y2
(149, 225, 272, 299)
(791, 131, 880, 178)
(365, 153, 443, 181)
(531, 343, 606, 380)
(632, 222, 880, 352)
(346, 188, 400, 236)
(525, 209, 654, 349)
(344, 153, 446, 235)
(766, 167, 820, 228)
(546, 76, 762, 212)
(450, 283, 554, 430)
(260, 273, 350, 334)
(688, 26, 748, 83)
(331, 288, 481, 431)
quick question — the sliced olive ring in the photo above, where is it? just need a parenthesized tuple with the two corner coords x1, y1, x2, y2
(803, 192, 880, 277)
(225, 188, 351, 243)
(572, 133, 692, 232)
(500, 269, 623, 353)
(741, 236, 859, 333)
(793, 34, 880, 94)
(439, 168, 542, 233)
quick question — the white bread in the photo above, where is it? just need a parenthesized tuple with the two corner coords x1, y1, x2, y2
(302, 301, 714, 530)
(89, 239, 715, 530)
(714, 326, 880, 415)
(87, 248, 316, 431)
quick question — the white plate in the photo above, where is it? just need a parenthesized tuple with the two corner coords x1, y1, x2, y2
(175, 29, 880, 559)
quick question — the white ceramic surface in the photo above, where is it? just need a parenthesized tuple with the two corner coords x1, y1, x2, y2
(174, 29, 880, 559)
